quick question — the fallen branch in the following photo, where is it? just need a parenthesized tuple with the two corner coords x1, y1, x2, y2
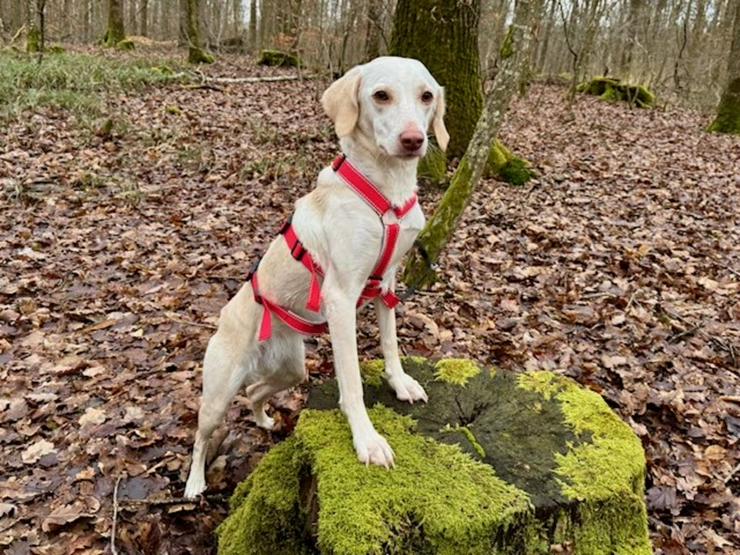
(205, 74, 319, 84)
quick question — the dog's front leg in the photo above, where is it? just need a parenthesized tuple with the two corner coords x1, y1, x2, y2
(374, 297, 428, 404)
(323, 280, 395, 468)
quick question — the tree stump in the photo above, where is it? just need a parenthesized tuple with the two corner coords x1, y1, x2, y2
(577, 77, 655, 108)
(257, 49, 301, 68)
(217, 358, 651, 554)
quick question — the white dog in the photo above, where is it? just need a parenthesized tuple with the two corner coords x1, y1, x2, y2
(184, 56, 449, 499)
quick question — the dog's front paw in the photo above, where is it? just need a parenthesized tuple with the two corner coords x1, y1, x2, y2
(388, 372, 428, 404)
(354, 429, 395, 469)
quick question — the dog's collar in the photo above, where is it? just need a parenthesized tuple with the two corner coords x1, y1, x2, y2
(331, 154, 417, 219)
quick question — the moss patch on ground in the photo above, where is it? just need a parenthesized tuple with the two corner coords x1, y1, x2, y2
(221, 358, 650, 554)
(485, 140, 534, 186)
(258, 49, 301, 68)
(577, 77, 656, 109)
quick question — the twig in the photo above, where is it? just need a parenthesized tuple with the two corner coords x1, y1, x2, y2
(110, 475, 122, 555)
(724, 462, 739, 484)
(166, 316, 216, 330)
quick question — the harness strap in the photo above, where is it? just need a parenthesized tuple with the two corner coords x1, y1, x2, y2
(250, 272, 328, 341)
(282, 224, 323, 312)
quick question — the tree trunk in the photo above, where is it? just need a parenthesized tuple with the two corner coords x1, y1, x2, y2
(363, 0, 382, 61)
(709, 0, 740, 134)
(619, 0, 643, 79)
(390, 0, 483, 160)
(403, 0, 536, 289)
(185, 0, 213, 63)
(104, 0, 125, 46)
(26, 0, 45, 53)
(249, 0, 258, 51)
(140, 0, 148, 36)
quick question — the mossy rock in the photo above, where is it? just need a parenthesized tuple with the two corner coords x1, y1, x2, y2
(577, 77, 655, 109)
(218, 357, 650, 554)
(258, 49, 301, 68)
(485, 140, 534, 186)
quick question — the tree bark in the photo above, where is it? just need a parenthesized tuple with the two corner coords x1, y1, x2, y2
(363, 0, 382, 61)
(185, 0, 213, 63)
(140, 0, 148, 36)
(709, 0, 740, 133)
(104, 0, 125, 46)
(403, 0, 535, 289)
(390, 0, 483, 160)
(249, 0, 258, 51)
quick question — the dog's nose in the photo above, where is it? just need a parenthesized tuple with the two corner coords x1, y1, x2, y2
(400, 130, 424, 152)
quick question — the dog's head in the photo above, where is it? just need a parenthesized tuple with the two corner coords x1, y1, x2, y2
(321, 57, 449, 159)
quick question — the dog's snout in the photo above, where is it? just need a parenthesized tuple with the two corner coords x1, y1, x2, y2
(400, 130, 424, 152)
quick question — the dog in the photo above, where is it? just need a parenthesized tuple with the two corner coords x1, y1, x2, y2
(184, 56, 449, 499)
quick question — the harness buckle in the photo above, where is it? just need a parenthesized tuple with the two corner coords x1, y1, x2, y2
(331, 154, 347, 172)
(291, 242, 306, 261)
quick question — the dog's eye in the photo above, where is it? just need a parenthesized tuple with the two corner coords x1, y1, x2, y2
(373, 90, 390, 102)
(421, 91, 434, 103)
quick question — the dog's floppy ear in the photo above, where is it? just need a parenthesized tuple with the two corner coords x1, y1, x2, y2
(321, 67, 362, 137)
(432, 88, 450, 152)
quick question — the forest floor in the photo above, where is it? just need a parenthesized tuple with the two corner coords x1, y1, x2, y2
(1, 47, 738, 554)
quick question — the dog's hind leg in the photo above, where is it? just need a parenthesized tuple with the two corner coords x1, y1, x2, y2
(246, 334, 306, 430)
(184, 330, 258, 499)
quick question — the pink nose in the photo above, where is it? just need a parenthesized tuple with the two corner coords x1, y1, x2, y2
(400, 130, 424, 152)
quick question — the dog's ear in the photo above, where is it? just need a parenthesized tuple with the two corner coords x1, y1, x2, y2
(321, 67, 362, 137)
(432, 88, 450, 152)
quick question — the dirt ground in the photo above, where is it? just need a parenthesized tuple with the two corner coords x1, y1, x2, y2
(1, 51, 738, 554)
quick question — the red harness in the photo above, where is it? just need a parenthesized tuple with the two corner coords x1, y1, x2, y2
(249, 154, 418, 341)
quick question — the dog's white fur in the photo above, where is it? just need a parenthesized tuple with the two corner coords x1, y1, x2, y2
(184, 57, 448, 499)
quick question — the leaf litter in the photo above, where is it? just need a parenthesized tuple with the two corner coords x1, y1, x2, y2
(0, 50, 738, 553)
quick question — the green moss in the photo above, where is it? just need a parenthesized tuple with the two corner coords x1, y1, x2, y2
(27, 27, 41, 54)
(708, 77, 740, 134)
(218, 439, 311, 554)
(485, 140, 533, 185)
(577, 77, 655, 109)
(47, 45, 65, 54)
(360, 359, 385, 387)
(258, 49, 300, 68)
(518, 372, 651, 554)
(433, 358, 481, 386)
(499, 27, 515, 60)
(115, 38, 135, 51)
(418, 143, 448, 186)
(219, 406, 533, 555)
(441, 424, 486, 458)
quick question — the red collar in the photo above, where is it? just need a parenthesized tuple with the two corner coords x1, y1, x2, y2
(331, 155, 417, 219)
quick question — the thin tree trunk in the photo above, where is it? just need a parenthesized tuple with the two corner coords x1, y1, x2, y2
(364, 0, 382, 61)
(140, 0, 148, 36)
(403, 0, 535, 289)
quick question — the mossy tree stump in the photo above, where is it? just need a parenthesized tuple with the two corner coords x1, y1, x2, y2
(257, 49, 301, 68)
(577, 77, 655, 109)
(218, 358, 650, 554)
